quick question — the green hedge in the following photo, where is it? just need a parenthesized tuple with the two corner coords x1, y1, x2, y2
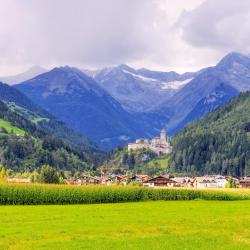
(0, 184, 249, 205)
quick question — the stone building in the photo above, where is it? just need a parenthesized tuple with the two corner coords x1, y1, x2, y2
(128, 130, 172, 155)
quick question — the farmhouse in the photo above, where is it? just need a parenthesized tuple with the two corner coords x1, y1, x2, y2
(143, 175, 176, 188)
(128, 130, 172, 155)
(108, 175, 128, 184)
(239, 176, 250, 188)
(194, 175, 227, 188)
(129, 174, 149, 182)
(7, 178, 31, 183)
(68, 175, 100, 185)
(172, 177, 194, 188)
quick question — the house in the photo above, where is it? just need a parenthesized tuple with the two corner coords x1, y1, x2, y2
(128, 130, 172, 155)
(172, 177, 194, 188)
(143, 175, 176, 188)
(104, 175, 127, 185)
(239, 176, 250, 188)
(68, 175, 100, 185)
(7, 178, 31, 183)
(129, 174, 149, 183)
(194, 176, 217, 188)
(215, 175, 228, 188)
(194, 175, 227, 188)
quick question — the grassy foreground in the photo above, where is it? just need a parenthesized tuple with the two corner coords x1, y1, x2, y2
(1, 184, 250, 205)
(0, 201, 249, 250)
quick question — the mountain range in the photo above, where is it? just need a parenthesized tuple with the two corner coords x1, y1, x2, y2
(0, 51, 248, 150)
(15, 67, 158, 149)
(84, 64, 199, 112)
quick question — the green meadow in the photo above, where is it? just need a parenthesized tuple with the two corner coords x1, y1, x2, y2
(0, 200, 250, 250)
(0, 118, 25, 136)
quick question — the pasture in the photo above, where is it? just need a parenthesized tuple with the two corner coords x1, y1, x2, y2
(0, 118, 25, 135)
(0, 201, 250, 250)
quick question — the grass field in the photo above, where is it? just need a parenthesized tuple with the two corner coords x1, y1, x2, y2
(0, 201, 249, 250)
(0, 118, 25, 136)
(146, 156, 169, 168)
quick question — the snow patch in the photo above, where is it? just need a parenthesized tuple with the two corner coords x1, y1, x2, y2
(123, 69, 192, 90)
(161, 78, 193, 90)
(122, 70, 159, 83)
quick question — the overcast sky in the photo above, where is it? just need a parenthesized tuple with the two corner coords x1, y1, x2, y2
(0, 0, 250, 75)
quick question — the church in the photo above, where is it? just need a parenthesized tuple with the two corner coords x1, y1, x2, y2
(128, 130, 172, 155)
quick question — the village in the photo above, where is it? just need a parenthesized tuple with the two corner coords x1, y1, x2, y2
(64, 174, 250, 188)
(6, 173, 250, 188)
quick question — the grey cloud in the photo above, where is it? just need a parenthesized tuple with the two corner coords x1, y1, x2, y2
(178, 0, 250, 53)
(0, 0, 170, 68)
(2, 0, 250, 75)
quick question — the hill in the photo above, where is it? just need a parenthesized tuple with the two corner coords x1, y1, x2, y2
(104, 147, 170, 175)
(170, 92, 250, 177)
(0, 99, 99, 172)
(0, 81, 96, 150)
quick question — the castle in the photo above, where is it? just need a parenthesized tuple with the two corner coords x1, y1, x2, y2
(128, 130, 172, 155)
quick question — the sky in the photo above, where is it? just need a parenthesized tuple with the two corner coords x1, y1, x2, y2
(0, 0, 250, 75)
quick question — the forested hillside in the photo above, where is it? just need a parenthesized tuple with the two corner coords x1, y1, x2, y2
(0, 81, 96, 150)
(0, 100, 99, 172)
(104, 147, 170, 175)
(170, 92, 250, 177)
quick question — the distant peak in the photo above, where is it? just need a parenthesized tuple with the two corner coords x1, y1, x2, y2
(52, 66, 80, 74)
(116, 64, 134, 71)
(58, 65, 73, 70)
(28, 65, 46, 72)
(217, 51, 250, 68)
(222, 51, 250, 60)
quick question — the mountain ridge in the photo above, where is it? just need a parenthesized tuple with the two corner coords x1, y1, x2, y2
(153, 52, 250, 135)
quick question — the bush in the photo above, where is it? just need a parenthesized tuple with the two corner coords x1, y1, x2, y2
(225, 178, 237, 188)
(39, 165, 59, 184)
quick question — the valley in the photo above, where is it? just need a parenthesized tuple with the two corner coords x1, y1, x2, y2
(1, 2, 250, 250)
(0, 52, 249, 179)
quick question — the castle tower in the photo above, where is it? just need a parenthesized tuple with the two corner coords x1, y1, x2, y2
(160, 129, 167, 144)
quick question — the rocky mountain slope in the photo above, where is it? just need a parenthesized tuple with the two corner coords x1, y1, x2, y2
(154, 52, 250, 134)
(86, 64, 198, 112)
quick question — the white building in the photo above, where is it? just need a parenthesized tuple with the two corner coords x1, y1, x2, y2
(194, 175, 228, 188)
(128, 130, 172, 155)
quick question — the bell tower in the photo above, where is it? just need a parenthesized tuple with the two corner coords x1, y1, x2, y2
(160, 129, 167, 144)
